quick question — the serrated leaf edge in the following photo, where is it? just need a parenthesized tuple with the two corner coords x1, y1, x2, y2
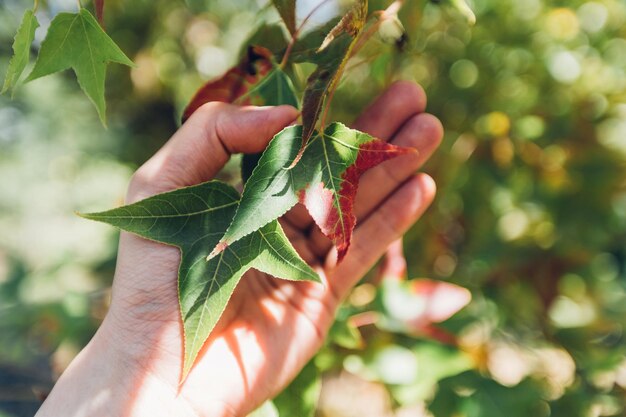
(1, 8, 39, 96)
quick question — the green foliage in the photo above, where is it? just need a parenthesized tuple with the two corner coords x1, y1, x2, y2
(240, 66, 298, 183)
(430, 372, 547, 417)
(215, 122, 413, 262)
(273, 360, 321, 417)
(245, 67, 298, 107)
(1, 8, 38, 95)
(25, 9, 133, 124)
(2, 0, 626, 415)
(300, 0, 367, 146)
(81, 181, 319, 380)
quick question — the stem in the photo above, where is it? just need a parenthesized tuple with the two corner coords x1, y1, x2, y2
(319, 0, 405, 130)
(349, 20, 381, 59)
(33, 0, 39, 12)
(349, 0, 405, 59)
(76, 0, 82, 10)
(280, 0, 335, 68)
(344, 51, 384, 74)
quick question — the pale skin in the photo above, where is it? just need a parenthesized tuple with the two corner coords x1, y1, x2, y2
(36, 81, 443, 417)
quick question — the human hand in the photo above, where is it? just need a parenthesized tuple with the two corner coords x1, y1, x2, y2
(36, 81, 442, 417)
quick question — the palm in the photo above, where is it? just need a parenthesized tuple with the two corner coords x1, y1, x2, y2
(106, 82, 442, 416)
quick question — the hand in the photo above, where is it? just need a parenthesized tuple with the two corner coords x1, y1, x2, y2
(36, 81, 442, 417)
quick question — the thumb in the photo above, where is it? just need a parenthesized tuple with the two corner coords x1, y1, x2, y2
(127, 103, 299, 202)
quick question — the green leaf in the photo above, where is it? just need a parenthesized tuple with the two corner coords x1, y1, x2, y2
(272, 0, 297, 35)
(25, 8, 134, 125)
(80, 181, 319, 381)
(1, 9, 39, 95)
(212, 122, 415, 262)
(329, 317, 364, 349)
(236, 63, 299, 108)
(300, 0, 368, 147)
(274, 360, 321, 417)
(182, 46, 275, 122)
(240, 63, 299, 183)
(429, 372, 545, 417)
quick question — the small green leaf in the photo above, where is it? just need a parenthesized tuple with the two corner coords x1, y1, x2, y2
(272, 0, 297, 35)
(25, 8, 134, 125)
(274, 360, 321, 417)
(1, 9, 39, 95)
(212, 122, 415, 262)
(81, 181, 319, 382)
(235, 64, 299, 108)
(240, 65, 299, 183)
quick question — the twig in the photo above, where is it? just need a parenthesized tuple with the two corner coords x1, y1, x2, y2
(280, 0, 335, 68)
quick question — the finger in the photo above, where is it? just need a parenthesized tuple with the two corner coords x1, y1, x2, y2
(308, 113, 443, 258)
(284, 80, 427, 229)
(127, 103, 299, 202)
(353, 80, 427, 139)
(324, 174, 436, 302)
(354, 113, 443, 220)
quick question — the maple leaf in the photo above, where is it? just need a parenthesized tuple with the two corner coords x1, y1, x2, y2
(25, 8, 134, 125)
(211, 122, 416, 263)
(182, 46, 297, 122)
(1, 8, 39, 95)
(299, 0, 368, 149)
(80, 181, 319, 381)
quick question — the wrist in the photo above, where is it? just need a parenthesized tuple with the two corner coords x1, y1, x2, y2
(35, 320, 203, 417)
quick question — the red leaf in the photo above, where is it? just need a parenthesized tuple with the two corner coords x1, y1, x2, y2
(182, 46, 274, 122)
(301, 139, 415, 262)
(407, 279, 471, 325)
(379, 278, 471, 342)
(216, 123, 417, 263)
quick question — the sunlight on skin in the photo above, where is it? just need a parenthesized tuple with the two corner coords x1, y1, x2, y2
(36, 81, 442, 417)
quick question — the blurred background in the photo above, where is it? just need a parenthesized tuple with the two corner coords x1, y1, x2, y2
(1, 0, 625, 415)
